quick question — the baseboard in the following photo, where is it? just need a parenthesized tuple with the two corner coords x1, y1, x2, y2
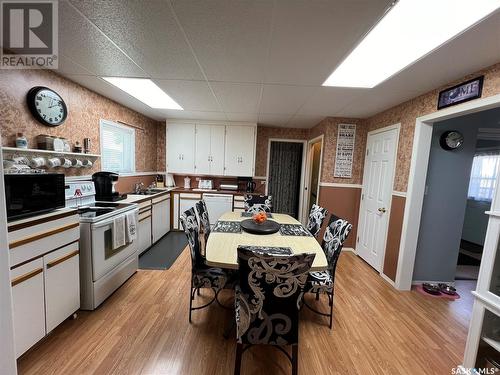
(380, 273, 396, 286)
(342, 247, 355, 252)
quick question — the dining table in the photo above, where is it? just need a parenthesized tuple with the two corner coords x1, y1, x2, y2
(205, 211, 328, 271)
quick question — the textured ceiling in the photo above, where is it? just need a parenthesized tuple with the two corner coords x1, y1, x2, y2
(58, 0, 500, 127)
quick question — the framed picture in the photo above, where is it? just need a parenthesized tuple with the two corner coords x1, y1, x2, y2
(437, 76, 484, 110)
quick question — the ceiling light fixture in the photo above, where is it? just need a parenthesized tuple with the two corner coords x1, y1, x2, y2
(322, 0, 500, 88)
(102, 77, 183, 110)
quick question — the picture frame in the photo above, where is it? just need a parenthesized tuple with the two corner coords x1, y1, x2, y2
(437, 76, 484, 110)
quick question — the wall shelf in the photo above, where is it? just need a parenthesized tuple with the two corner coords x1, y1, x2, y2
(2, 147, 101, 159)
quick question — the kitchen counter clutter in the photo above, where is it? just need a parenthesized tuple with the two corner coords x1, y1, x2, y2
(8, 207, 80, 358)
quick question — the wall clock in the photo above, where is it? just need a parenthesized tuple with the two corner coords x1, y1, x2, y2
(439, 130, 464, 150)
(27, 86, 68, 127)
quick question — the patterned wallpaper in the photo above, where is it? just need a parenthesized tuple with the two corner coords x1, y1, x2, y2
(254, 126, 309, 177)
(364, 61, 500, 192)
(308, 117, 367, 185)
(0, 69, 163, 176)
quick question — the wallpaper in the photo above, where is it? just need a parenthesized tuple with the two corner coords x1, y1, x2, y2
(364, 61, 500, 192)
(0, 69, 163, 177)
(254, 126, 309, 177)
(308, 117, 367, 185)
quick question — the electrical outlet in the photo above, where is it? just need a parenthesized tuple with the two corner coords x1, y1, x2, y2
(261, 181, 266, 185)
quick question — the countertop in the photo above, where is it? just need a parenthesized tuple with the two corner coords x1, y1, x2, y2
(121, 187, 177, 204)
(171, 187, 260, 195)
(7, 207, 79, 230)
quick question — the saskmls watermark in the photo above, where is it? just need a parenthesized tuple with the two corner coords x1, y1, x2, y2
(0, 0, 58, 69)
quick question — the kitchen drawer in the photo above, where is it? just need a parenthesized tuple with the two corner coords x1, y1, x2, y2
(179, 193, 202, 200)
(8, 214, 80, 267)
(44, 244, 80, 333)
(11, 258, 46, 358)
(137, 200, 152, 210)
(234, 201, 245, 209)
(234, 195, 245, 201)
(233, 208, 245, 213)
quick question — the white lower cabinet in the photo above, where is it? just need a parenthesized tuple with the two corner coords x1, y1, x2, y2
(11, 258, 46, 358)
(152, 195, 170, 243)
(138, 216, 152, 254)
(43, 245, 80, 333)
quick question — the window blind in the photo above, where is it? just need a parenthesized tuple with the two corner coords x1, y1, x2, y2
(99, 120, 135, 173)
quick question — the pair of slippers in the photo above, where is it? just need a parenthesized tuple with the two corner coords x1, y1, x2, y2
(422, 283, 457, 296)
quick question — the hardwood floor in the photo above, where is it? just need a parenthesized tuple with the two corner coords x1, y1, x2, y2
(17, 250, 475, 375)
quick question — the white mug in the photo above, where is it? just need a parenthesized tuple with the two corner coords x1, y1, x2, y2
(60, 158, 72, 168)
(71, 159, 83, 168)
(30, 157, 46, 168)
(47, 157, 62, 168)
(82, 159, 93, 168)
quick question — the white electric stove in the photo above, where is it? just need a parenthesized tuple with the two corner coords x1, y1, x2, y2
(66, 181, 139, 310)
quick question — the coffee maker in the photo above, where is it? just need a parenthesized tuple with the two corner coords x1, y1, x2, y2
(92, 172, 127, 201)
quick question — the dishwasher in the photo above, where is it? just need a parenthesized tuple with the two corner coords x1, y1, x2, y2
(203, 193, 234, 225)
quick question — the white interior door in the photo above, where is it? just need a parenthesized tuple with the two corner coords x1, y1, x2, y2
(357, 127, 399, 271)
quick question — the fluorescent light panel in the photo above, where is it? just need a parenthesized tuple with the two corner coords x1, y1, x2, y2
(323, 0, 500, 88)
(102, 77, 183, 110)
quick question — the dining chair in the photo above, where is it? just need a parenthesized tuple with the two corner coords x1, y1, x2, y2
(234, 246, 315, 375)
(305, 204, 329, 238)
(180, 207, 228, 323)
(303, 214, 352, 329)
(195, 200, 211, 256)
(243, 194, 272, 214)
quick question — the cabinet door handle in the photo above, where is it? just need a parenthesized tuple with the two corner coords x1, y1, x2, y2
(11, 268, 43, 287)
(47, 250, 79, 269)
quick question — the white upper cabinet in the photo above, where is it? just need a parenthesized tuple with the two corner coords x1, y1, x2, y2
(166, 122, 196, 174)
(224, 125, 255, 177)
(167, 121, 256, 177)
(195, 125, 225, 175)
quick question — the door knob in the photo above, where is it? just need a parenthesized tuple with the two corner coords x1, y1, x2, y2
(378, 207, 386, 213)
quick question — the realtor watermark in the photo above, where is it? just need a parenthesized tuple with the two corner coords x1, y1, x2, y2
(0, 0, 58, 69)
(452, 367, 499, 374)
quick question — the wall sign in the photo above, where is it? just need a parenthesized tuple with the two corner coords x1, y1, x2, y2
(334, 124, 356, 178)
(437, 76, 484, 110)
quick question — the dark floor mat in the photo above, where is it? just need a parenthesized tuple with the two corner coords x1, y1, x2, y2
(139, 232, 187, 270)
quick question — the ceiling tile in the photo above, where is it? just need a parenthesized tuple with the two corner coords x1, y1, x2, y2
(225, 113, 259, 122)
(60, 1, 147, 77)
(156, 80, 221, 112)
(286, 114, 325, 129)
(69, 0, 204, 80)
(171, 0, 274, 82)
(259, 85, 316, 114)
(161, 110, 227, 122)
(57, 54, 94, 76)
(258, 113, 293, 127)
(298, 87, 364, 116)
(265, 0, 392, 85)
(210, 82, 262, 113)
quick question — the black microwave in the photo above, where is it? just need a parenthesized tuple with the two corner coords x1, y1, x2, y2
(4, 173, 66, 221)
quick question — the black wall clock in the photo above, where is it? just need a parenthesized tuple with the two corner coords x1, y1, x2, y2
(27, 86, 68, 127)
(440, 130, 464, 150)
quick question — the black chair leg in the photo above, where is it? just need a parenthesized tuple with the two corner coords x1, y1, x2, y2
(315, 292, 319, 301)
(292, 344, 298, 375)
(329, 292, 334, 329)
(234, 343, 243, 375)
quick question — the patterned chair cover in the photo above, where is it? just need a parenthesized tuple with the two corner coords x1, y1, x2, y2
(306, 214, 352, 294)
(195, 200, 211, 256)
(243, 195, 272, 214)
(305, 204, 329, 237)
(235, 246, 315, 345)
(180, 208, 226, 291)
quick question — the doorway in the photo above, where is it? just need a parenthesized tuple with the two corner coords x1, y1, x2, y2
(302, 136, 324, 223)
(413, 108, 500, 284)
(266, 139, 306, 219)
(357, 125, 400, 272)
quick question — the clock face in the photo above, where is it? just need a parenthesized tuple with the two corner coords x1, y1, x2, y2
(440, 130, 464, 150)
(27, 86, 67, 126)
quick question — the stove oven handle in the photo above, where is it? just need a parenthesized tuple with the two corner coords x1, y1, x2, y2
(91, 209, 139, 229)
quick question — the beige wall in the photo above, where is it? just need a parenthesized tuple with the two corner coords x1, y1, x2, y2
(0, 69, 163, 177)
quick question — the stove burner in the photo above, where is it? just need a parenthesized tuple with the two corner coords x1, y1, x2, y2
(77, 207, 115, 218)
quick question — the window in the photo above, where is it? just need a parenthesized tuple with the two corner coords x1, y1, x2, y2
(468, 153, 500, 202)
(100, 120, 135, 173)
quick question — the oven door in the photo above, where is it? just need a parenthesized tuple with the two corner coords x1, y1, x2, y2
(90, 209, 138, 281)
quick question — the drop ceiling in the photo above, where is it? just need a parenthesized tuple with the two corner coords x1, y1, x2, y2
(58, 0, 500, 128)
